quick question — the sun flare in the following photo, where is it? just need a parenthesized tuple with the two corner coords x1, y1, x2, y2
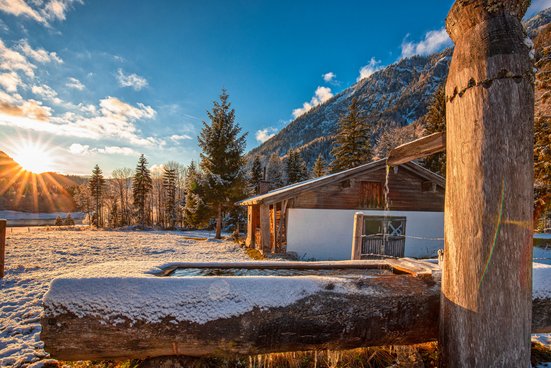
(12, 141, 55, 174)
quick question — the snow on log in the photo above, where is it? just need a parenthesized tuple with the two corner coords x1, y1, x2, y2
(40, 260, 551, 361)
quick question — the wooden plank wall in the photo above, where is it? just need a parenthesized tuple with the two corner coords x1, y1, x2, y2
(293, 167, 444, 212)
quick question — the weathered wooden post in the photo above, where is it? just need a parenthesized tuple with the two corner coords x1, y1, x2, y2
(441, 1, 534, 366)
(0, 219, 6, 278)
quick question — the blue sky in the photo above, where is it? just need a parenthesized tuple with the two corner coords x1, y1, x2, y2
(0, 0, 549, 175)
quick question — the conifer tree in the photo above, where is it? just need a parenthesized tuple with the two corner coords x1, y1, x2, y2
(312, 154, 326, 178)
(266, 153, 285, 189)
(183, 161, 210, 228)
(330, 97, 372, 172)
(132, 154, 152, 228)
(198, 90, 247, 238)
(55, 215, 63, 226)
(286, 149, 308, 184)
(250, 156, 264, 194)
(64, 213, 75, 226)
(422, 86, 446, 176)
(89, 164, 106, 227)
(163, 166, 177, 229)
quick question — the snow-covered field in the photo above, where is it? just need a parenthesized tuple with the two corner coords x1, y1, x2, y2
(0, 229, 250, 367)
(0, 229, 549, 367)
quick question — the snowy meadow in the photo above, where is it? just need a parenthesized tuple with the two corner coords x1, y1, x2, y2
(0, 228, 251, 367)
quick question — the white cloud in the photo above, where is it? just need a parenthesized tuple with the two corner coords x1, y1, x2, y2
(401, 28, 452, 59)
(116, 68, 148, 91)
(0, 39, 36, 77)
(322, 72, 336, 83)
(97, 146, 138, 156)
(0, 95, 159, 147)
(99, 96, 156, 121)
(170, 134, 192, 142)
(31, 84, 63, 105)
(292, 86, 333, 119)
(68, 143, 90, 155)
(255, 127, 278, 143)
(0, 0, 44, 23)
(69, 143, 138, 156)
(526, 0, 551, 18)
(0, 71, 21, 92)
(0, 0, 82, 25)
(17, 39, 62, 63)
(66, 76, 84, 90)
(357, 58, 382, 81)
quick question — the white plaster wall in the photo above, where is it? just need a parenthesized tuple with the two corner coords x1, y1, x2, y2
(286, 209, 444, 260)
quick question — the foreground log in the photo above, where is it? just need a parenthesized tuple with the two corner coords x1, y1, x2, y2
(41, 260, 551, 361)
(441, 1, 535, 366)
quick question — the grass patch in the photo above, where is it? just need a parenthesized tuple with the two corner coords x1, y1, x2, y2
(532, 342, 551, 367)
(245, 247, 265, 260)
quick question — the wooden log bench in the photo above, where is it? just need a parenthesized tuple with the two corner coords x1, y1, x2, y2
(40, 259, 551, 361)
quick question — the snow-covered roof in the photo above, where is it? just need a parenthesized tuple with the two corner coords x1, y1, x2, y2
(237, 158, 445, 206)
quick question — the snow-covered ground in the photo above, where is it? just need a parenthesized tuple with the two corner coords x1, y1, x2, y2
(0, 229, 250, 367)
(0, 229, 550, 367)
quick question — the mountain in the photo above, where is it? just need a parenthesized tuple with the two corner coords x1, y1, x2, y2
(248, 9, 551, 169)
(0, 150, 85, 212)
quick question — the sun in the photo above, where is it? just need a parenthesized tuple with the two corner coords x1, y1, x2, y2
(12, 141, 55, 174)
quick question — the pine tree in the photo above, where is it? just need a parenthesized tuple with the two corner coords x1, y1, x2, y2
(286, 149, 308, 184)
(64, 213, 75, 226)
(250, 156, 264, 194)
(183, 161, 210, 228)
(266, 153, 285, 190)
(55, 216, 63, 226)
(330, 97, 372, 172)
(132, 154, 153, 228)
(89, 164, 106, 227)
(312, 154, 326, 178)
(163, 166, 177, 229)
(422, 86, 446, 176)
(198, 90, 247, 239)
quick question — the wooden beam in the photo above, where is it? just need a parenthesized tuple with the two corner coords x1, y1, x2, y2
(245, 206, 254, 248)
(351, 213, 364, 260)
(277, 200, 288, 252)
(0, 219, 6, 278)
(270, 204, 277, 254)
(259, 204, 271, 255)
(387, 132, 446, 167)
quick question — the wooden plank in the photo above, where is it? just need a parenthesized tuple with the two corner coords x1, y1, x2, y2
(387, 132, 446, 167)
(0, 219, 5, 278)
(259, 204, 271, 255)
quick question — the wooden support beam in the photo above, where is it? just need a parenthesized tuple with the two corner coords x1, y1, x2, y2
(245, 206, 254, 248)
(441, 1, 534, 367)
(0, 219, 6, 278)
(351, 213, 364, 260)
(270, 204, 277, 254)
(259, 204, 271, 254)
(277, 200, 288, 252)
(387, 132, 446, 167)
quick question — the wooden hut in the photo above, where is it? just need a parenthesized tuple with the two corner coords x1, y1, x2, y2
(238, 159, 445, 260)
